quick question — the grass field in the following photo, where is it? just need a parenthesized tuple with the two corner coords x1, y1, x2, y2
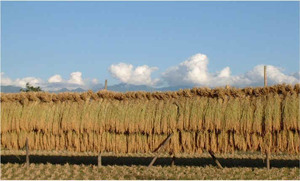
(1, 150, 299, 180)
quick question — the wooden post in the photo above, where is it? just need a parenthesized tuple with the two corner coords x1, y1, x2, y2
(266, 152, 270, 169)
(264, 65, 267, 87)
(171, 155, 175, 166)
(98, 152, 102, 167)
(25, 138, 29, 167)
(148, 133, 173, 167)
(104, 79, 108, 90)
(208, 150, 223, 169)
(148, 156, 158, 167)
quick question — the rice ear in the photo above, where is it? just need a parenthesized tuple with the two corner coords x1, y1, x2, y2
(1, 84, 299, 154)
(252, 97, 264, 134)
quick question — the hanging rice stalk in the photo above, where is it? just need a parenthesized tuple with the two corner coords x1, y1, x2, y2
(0, 84, 299, 154)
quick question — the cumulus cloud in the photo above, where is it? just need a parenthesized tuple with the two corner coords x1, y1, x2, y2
(1, 71, 102, 91)
(109, 63, 159, 86)
(161, 53, 299, 87)
(1, 72, 43, 87)
(218, 67, 231, 78)
(292, 72, 300, 80)
(68, 72, 84, 85)
(48, 74, 63, 83)
(162, 54, 210, 86)
(241, 65, 299, 86)
(2, 54, 299, 91)
(92, 78, 99, 84)
(44, 72, 98, 91)
(1, 72, 13, 86)
(14, 77, 43, 87)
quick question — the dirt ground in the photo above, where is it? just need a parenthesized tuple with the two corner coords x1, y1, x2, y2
(1, 150, 299, 180)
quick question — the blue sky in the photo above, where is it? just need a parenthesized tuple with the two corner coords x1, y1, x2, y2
(1, 1, 299, 89)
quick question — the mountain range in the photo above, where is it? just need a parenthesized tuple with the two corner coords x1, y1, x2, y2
(1, 83, 194, 93)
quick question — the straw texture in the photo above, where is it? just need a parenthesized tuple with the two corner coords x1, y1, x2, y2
(1, 84, 299, 154)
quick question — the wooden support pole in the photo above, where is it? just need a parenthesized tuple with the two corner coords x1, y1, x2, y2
(264, 65, 267, 87)
(208, 150, 223, 169)
(266, 152, 270, 170)
(171, 155, 175, 166)
(104, 79, 108, 90)
(148, 156, 158, 167)
(148, 133, 173, 167)
(98, 152, 102, 167)
(25, 137, 29, 167)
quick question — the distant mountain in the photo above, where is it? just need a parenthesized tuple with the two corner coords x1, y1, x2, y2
(91, 83, 104, 92)
(107, 83, 157, 92)
(52, 88, 70, 93)
(0, 86, 88, 93)
(1, 84, 197, 93)
(1, 85, 23, 93)
(50, 87, 86, 93)
(157, 85, 194, 91)
(72, 88, 86, 92)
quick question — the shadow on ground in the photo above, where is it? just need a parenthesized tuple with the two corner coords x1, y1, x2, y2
(1, 155, 299, 168)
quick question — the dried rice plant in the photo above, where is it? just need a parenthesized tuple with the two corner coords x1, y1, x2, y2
(1, 84, 299, 154)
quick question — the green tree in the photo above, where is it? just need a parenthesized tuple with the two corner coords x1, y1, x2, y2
(20, 82, 43, 92)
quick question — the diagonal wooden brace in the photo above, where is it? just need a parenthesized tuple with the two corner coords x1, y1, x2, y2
(208, 150, 223, 169)
(148, 133, 173, 167)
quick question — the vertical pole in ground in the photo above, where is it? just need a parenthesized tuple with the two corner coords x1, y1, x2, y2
(98, 152, 102, 167)
(264, 65, 269, 169)
(264, 65, 267, 87)
(171, 155, 175, 166)
(104, 80, 108, 90)
(266, 152, 270, 170)
(26, 137, 29, 167)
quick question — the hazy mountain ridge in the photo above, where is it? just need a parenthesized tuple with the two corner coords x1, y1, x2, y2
(1, 84, 196, 93)
(1, 85, 23, 93)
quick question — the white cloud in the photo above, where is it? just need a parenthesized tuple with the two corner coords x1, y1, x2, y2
(92, 78, 99, 84)
(162, 53, 211, 86)
(2, 54, 299, 91)
(0, 72, 13, 86)
(240, 65, 298, 86)
(218, 67, 231, 78)
(109, 63, 133, 83)
(292, 72, 300, 80)
(109, 63, 159, 86)
(48, 74, 63, 83)
(1, 71, 102, 91)
(1, 72, 43, 87)
(68, 72, 84, 85)
(44, 72, 98, 91)
(14, 77, 43, 87)
(162, 53, 299, 87)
